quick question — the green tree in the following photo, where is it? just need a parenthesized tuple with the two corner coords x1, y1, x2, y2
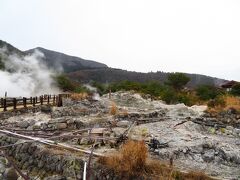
(166, 73, 190, 90)
(55, 74, 75, 91)
(230, 83, 240, 96)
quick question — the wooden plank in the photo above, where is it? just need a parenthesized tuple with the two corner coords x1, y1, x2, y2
(0, 130, 103, 156)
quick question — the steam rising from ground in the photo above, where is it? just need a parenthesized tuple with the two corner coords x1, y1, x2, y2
(0, 47, 60, 97)
(84, 84, 101, 100)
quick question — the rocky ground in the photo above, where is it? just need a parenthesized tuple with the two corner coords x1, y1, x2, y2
(0, 91, 239, 179)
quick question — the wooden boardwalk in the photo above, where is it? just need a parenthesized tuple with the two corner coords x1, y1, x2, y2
(0, 94, 70, 112)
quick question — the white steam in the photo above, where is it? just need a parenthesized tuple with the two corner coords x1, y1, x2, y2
(0, 48, 60, 97)
(84, 84, 101, 100)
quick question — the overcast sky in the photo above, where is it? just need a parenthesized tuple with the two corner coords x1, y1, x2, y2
(0, 0, 240, 81)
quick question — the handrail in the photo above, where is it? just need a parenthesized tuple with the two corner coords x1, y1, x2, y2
(0, 94, 71, 112)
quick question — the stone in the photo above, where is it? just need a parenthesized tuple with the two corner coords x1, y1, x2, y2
(80, 138, 91, 145)
(0, 163, 6, 174)
(3, 167, 18, 180)
(202, 149, 215, 162)
(226, 126, 234, 131)
(116, 120, 130, 128)
(18, 121, 29, 128)
(40, 123, 48, 130)
(41, 105, 52, 113)
(56, 123, 68, 130)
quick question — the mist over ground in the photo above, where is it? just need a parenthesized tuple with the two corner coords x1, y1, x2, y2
(0, 47, 60, 97)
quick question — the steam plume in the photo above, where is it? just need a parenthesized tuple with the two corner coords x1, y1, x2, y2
(0, 47, 60, 97)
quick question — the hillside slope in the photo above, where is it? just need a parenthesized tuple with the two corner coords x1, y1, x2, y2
(25, 47, 108, 72)
(68, 68, 226, 87)
(0, 39, 227, 87)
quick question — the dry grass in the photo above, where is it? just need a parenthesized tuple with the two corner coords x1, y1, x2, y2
(70, 93, 88, 100)
(109, 101, 118, 115)
(99, 140, 214, 180)
(224, 95, 240, 111)
(207, 95, 240, 113)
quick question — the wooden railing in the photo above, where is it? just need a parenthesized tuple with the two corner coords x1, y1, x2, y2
(0, 94, 71, 112)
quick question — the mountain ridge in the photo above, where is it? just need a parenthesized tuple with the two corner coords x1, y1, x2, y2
(0, 39, 228, 87)
(25, 47, 108, 72)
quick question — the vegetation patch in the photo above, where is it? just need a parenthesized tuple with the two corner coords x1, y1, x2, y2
(99, 140, 214, 180)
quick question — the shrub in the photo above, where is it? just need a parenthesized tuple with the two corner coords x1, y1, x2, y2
(74, 86, 89, 94)
(230, 83, 240, 96)
(55, 74, 75, 91)
(161, 87, 178, 104)
(207, 96, 226, 108)
(177, 93, 195, 106)
(140, 81, 164, 97)
(165, 73, 190, 90)
(196, 85, 222, 100)
(110, 101, 118, 115)
(70, 93, 88, 100)
(92, 81, 108, 95)
(99, 140, 147, 177)
(99, 140, 214, 179)
(223, 95, 240, 112)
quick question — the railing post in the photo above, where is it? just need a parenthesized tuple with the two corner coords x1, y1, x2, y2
(30, 97, 32, 104)
(0, 98, 3, 108)
(3, 99, 7, 111)
(53, 95, 56, 106)
(47, 95, 50, 105)
(58, 94, 63, 107)
(40, 96, 43, 105)
(33, 97, 35, 107)
(13, 98, 17, 110)
(23, 97, 27, 108)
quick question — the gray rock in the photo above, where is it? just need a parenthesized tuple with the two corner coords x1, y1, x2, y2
(3, 167, 18, 180)
(116, 120, 130, 127)
(41, 105, 52, 113)
(0, 163, 6, 174)
(40, 123, 48, 130)
(226, 126, 234, 131)
(18, 121, 29, 128)
(56, 123, 68, 130)
(202, 149, 215, 162)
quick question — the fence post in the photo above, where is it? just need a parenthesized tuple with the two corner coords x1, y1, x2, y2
(23, 98, 27, 108)
(30, 97, 32, 104)
(40, 96, 43, 105)
(33, 97, 35, 107)
(13, 98, 17, 110)
(3, 99, 7, 111)
(57, 94, 63, 107)
(53, 95, 56, 106)
(0, 98, 3, 108)
(47, 95, 50, 105)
